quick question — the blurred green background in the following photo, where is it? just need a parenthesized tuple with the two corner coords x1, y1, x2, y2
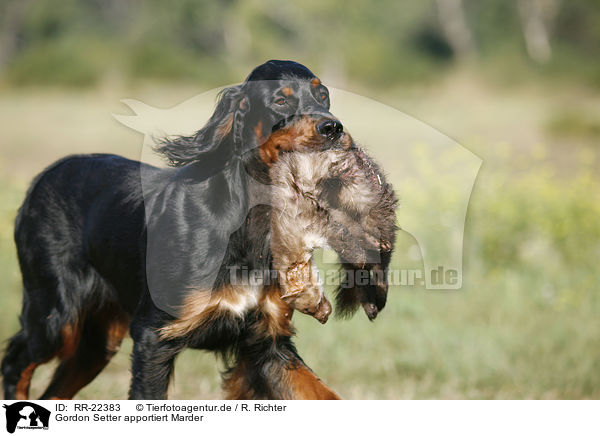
(1, 0, 599, 399)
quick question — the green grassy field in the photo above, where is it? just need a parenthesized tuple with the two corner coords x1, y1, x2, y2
(1, 77, 599, 399)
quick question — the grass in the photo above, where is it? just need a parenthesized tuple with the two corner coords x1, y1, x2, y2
(1, 77, 599, 399)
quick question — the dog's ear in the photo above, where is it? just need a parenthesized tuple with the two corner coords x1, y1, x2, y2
(206, 85, 246, 146)
(154, 84, 246, 166)
(233, 95, 250, 151)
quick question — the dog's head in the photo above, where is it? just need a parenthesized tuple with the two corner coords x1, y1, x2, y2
(156, 60, 352, 168)
(239, 60, 353, 164)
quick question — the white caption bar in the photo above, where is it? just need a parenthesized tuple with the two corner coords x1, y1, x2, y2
(0, 400, 597, 436)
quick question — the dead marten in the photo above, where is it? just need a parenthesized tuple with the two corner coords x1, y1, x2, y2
(270, 145, 398, 323)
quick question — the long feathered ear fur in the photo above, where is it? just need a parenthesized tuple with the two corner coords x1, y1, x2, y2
(154, 85, 246, 167)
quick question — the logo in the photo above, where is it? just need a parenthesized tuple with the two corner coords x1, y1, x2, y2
(3, 402, 50, 433)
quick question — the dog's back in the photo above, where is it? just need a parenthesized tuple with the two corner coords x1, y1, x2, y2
(14, 154, 150, 305)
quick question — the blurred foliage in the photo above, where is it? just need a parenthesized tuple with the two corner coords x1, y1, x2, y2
(546, 111, 600, 138)
(1, 0, 600, 88)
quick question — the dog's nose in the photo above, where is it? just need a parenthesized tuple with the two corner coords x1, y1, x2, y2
(316, 119, 343, 141)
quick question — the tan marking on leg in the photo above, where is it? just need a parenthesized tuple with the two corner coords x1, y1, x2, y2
(159, 286, 258, 340)
(159, 290, 215, 339)
(41, 312, 129, 400)
(106, 315, 130, 354)
(15, 363, 38, 400)
(223, 360, 255, 400)
(258, 285, 294, 338)
(286, 364, 340, 400)
(58, 322, 82, 359)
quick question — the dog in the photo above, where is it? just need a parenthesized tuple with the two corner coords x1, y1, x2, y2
(269, 130, 398, 322)
(1, 60, 378, 400)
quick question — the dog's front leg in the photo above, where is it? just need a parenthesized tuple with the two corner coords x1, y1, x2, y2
(223, 337, 339, 400)
(222, 288, 338, 400)
(128, 319, 184, 400)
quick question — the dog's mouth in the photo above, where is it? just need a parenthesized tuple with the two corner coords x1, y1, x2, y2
(323, 132, 353, 150)
(270, 115, 351, 148)
(271, 116, 296, 133)
(259, 116, 353, 166)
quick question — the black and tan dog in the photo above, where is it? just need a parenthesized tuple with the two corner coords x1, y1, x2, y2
(2, 60, 390, 400)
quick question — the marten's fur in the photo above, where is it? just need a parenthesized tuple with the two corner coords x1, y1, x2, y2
(270, 146, 398, 321)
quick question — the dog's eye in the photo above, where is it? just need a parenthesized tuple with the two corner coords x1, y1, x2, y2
(320, 93, 327, 101)
(274, 98, 286, 106)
